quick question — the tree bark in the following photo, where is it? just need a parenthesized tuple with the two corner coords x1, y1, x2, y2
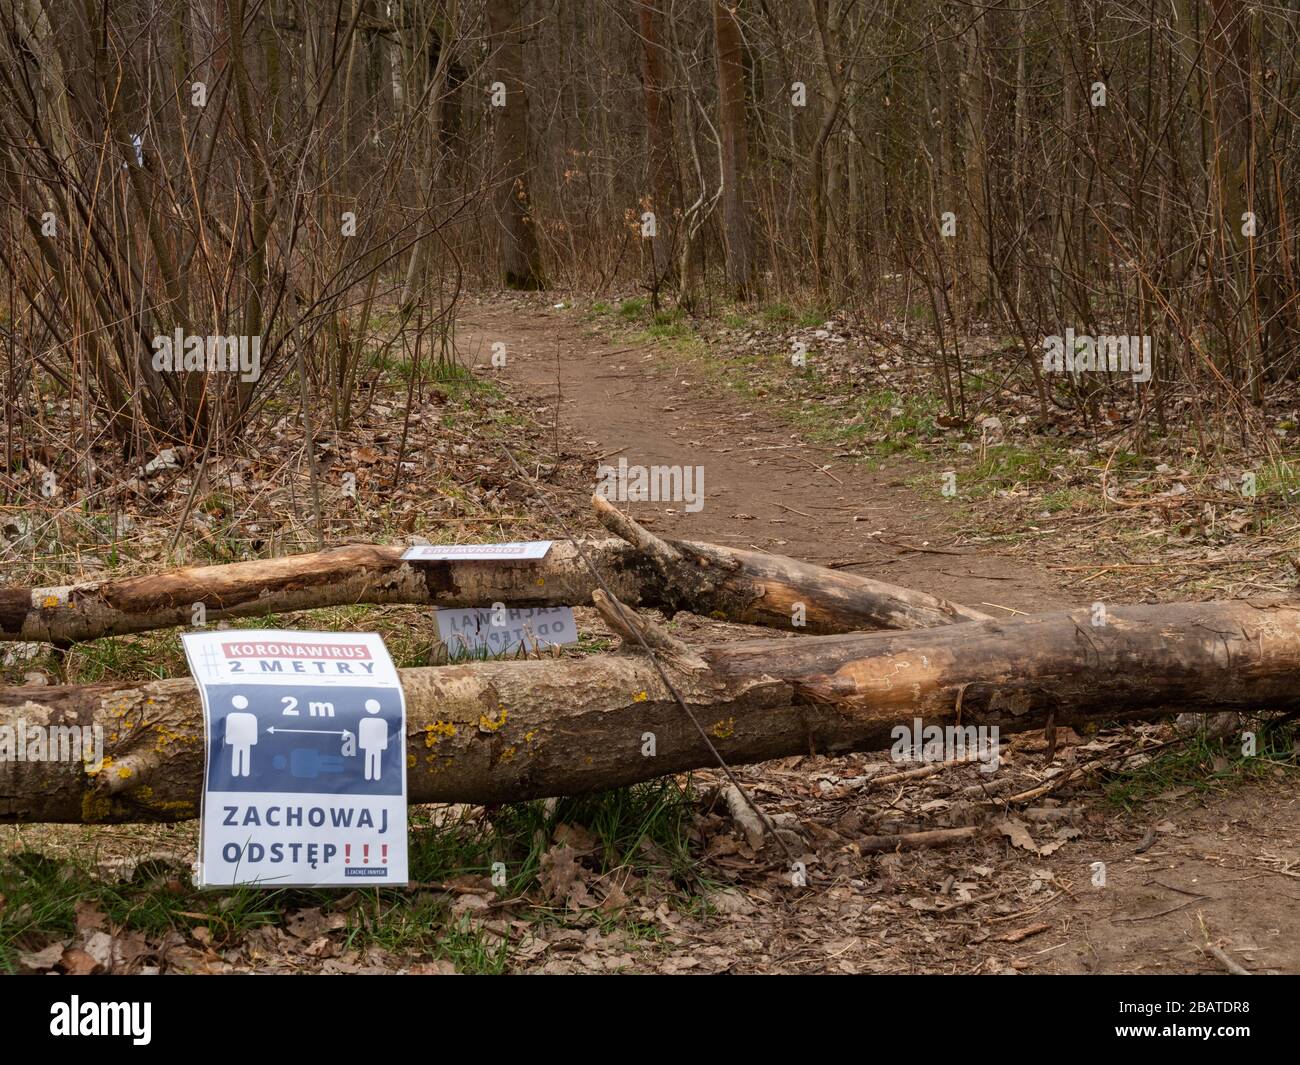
(3, 598, 1296, 823)
(807, 0, 848, 295)
(399, 5, 462, 312)
(486, 0, 544, 289)
(713, 0, 752, 298)
(960, 8, 989, 316)
(0, 498, 988, 644)
(637, 0, 679, 287)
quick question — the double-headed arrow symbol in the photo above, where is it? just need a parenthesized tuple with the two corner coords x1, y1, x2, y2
(266, 726, 350, 737)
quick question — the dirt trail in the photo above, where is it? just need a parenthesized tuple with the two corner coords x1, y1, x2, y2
(459, 302, 1067, 615)
(457, 301, 1300, 975)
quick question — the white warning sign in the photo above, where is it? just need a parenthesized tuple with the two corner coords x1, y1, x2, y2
(183, 630, 408, 888)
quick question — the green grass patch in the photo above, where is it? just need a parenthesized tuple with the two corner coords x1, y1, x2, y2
(1104, 719, 1298, 812)
(760, 302, 797, 325)
(788, 389, 942, 458)
(646, 308, 691, 341)
(967, 441, 1067, 494)
(0, 779, 704, 973)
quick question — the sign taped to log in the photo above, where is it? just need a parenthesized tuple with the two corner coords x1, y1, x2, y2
(182, 629, 409, 887)
(401, 540, 553, 561)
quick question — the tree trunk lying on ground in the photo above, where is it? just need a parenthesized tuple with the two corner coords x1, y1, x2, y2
(2, 597, 1295, 823)
(0, 496, 987, 645)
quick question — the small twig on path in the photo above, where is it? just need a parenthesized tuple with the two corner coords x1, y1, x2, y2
(1205, 944, 1251, 975)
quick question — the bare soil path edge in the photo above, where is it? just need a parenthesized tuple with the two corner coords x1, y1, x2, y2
(457, 301, 1299, 975)
(460, 301, 1069, 615)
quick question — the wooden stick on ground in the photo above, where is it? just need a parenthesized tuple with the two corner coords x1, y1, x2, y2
(857, 826, 980, 853)
(1205, 944, 1251, 976)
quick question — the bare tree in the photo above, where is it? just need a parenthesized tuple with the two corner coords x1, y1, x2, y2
(486, 0, 545, 289)
(638, 0, 680, 296)
(713, 0, 752, 298)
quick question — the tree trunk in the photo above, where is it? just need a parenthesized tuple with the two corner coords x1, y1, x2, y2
(807, 0, 847, 296)
(0, 498, 988, 644)
(4, 598, 1297, 823)
(713, 0, 752, 298)
(1206, 0, 1258, 397)
(400, 6, 464, 312)
(959, 8, 989, 317)
(485, 0, 544, 289)
(637, 0, 679, 287)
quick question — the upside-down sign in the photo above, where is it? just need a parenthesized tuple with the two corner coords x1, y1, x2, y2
(182, 629, 409, 888)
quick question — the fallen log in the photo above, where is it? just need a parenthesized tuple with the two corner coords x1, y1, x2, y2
(0, 498, 987, 644)
(2, 598, 1295, 823)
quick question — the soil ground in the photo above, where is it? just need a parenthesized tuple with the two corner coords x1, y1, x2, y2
(462, 301, 1067, 612)
(455, 298, 1300, 975)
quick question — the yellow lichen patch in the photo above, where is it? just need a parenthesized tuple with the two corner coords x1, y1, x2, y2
(711, 717, 735, 739)
(500, 746, 517, 762)
(81, 791, 112, 823)
(423, 721, 458, 747)
(408, 754, 417, 768)
(42, 595, 60, 609)
(85, 755, 113, 777)
(633, 690, 648, 703)
(130, 787, 195, 818)
(524, 729, 538, 744)
(130, 793, 193, 817)
(149, 723, 197, 750)
(478, 707, 508, 733)
(117, 764, 133, 780)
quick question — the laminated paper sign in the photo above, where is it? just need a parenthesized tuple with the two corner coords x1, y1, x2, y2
(436, 605, 578, 658)
(183, 629, 408, 887)
(400, 540, 553, 561)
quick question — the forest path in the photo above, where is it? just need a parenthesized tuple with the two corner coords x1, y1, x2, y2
(453, 300, 1300, 976)
(458, 299, 1068, 615)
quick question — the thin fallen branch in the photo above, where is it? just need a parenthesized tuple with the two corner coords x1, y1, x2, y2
(857, 826, 980, 853)
(1205, 944, 1251, 975)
